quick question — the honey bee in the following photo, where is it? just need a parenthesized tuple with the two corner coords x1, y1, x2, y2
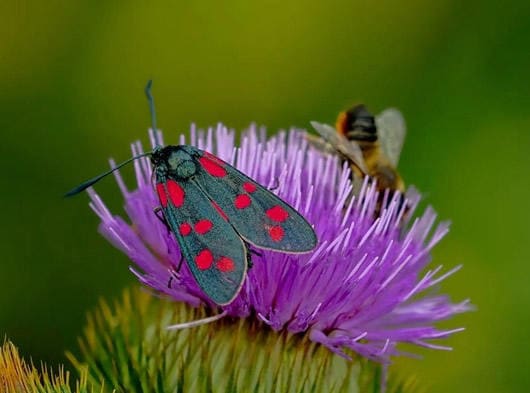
(308, 103, 406, 203)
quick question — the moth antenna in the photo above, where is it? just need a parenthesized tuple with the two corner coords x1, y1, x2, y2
(145, 79, 162, 146)
(166, 311, 228, 330)
(64, 152, 151, 197)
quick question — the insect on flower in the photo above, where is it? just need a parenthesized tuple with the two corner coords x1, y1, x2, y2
(66, 81, 318, 306)
(308, 104, 406, 205)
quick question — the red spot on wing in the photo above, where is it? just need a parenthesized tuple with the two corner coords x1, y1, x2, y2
(199, 156, 227, 177)
(205, 152, 226, 166)
(179, 222, 192, 236)
(266, 205, 289, 222)
(167, 180, 185, 207)
(243, 182, 257, 193)
(156, 183, 168, 207)
(268, 226, 284, 242)
(212, 201, 228, 221)
(195, 219, 213, 235)
(216, 256, 235, 272)
(234, 194, 251, 209)
(195, 249, 213, 270)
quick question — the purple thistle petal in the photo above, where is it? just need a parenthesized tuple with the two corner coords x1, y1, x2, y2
(86, 124, 471, 361)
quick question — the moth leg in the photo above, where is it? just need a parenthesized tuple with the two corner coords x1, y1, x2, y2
(269, 177, 280, 191)
(153, 206, 165, 223)
(250, 249, 262, 257)
(153, 206, 173, 256)
(153, 207, 170, 232)
(167, 273, 175, 289)
(246, 253, 253, 269)
(150, 170, 157, 190)
(167, 255, 185, 288)
(245, 245, 263, 269)
(175, 253, 184, 273)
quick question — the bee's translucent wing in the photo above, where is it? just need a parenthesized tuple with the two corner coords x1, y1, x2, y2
(376, 108, 406, 167)
(309, 121, 368, 174)
(305, 133, 341, 156)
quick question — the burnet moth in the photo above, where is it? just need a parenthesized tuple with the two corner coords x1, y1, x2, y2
(66, 81, 318, 305)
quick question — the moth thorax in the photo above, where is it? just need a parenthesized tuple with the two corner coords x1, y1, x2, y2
(167, 150, 197, 179)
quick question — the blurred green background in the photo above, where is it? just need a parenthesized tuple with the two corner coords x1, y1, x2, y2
(1, 1, 529, 392)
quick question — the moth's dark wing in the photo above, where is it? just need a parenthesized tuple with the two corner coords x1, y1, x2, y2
(191, 150, 318, 253)
(158, 179, 247, 305)
(310, 121, 369, 173)
(375, 108, 406, 167)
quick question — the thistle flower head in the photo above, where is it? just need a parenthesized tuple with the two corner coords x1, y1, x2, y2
(88, 124, 470, 362)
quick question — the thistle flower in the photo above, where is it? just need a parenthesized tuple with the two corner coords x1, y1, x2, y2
(70, 287, 420, 392)
(87, 124, 470, 363)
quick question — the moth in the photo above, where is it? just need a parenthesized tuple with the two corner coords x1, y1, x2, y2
(67, 82, 317, 305)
